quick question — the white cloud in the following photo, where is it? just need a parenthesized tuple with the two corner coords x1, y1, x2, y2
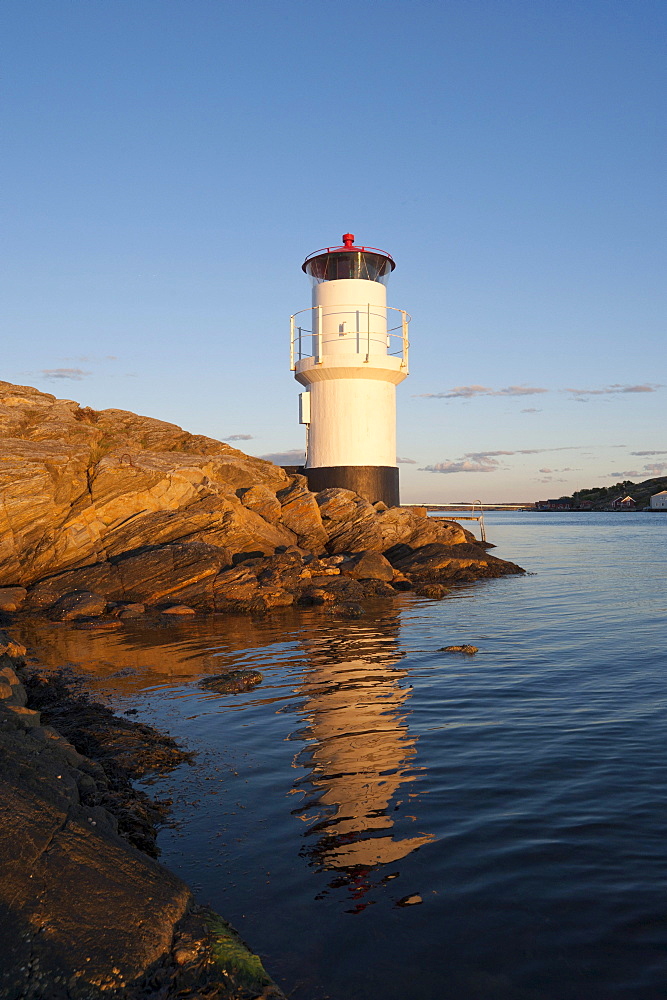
(40, 368, 91, 381)
(417, 384, 548, 400)
(225, 434, 254, 441)
(421, 445, 583, 475)
(421, 458, 501, 474)
(397, 456, 416, 464)
(566, 383, 662, 401)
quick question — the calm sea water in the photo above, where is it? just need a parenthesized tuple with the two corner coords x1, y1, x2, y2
(19, 513, 667, 999)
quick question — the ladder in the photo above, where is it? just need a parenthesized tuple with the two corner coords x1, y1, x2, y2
(432, 500, 486, 543)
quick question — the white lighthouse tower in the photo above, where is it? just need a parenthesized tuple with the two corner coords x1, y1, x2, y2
(290, 234, 410, 507)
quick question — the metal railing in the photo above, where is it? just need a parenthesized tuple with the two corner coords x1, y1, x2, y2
(290, 304, 410, 371)
(422, 500, 487, 543)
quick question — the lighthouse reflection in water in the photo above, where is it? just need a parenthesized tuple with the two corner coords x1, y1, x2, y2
(289, 620, 434, 900)
(14, 608, 433, 906)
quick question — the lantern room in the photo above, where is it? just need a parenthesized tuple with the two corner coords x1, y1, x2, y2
(302, 233, 395, 285)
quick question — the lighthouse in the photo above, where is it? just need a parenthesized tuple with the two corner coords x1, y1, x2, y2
(290, 234, 410, 507)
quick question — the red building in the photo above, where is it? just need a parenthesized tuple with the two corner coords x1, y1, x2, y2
(611, 495, 635, 510)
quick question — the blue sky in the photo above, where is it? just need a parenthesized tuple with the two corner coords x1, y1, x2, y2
(2, 0, 665, 502)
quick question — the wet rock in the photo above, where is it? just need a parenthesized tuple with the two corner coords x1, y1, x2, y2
(396, 894, 423, 907)
(414, 583, 450, 599)
(259, 588, 294, 608)
(332, 600, 365, 617)
(389, 542, 524, 582)
(50, 590, 108, 620)
(298, 585, 336, 605)
(0, 638, 26, 659)
(0, 716, 190, 996)
(116, 543, 231, 607)
(4, 704, 41, 727)
(28, 541, 232, 612)
(213, 596, 268, 615)
(307, 576, 368, 604)
(0, 672, 27, 706)
(277, 476, 328, 553)
(361, 579, 399, 599)
(0, 654, 285, 999)
(212, 551, 304, 612)
(160, 604, 196, 615)
(74, 617, 123, 630)
(200, 669, 264, 694)
(440, 644, 479, 654)
(115, 602, 146, 618)
(341, 550, 394, 582)
(0, 586, 27, 612)
(22, 668, 193, 850)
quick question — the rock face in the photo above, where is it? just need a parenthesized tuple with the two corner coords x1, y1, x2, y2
(0, 381, 524, 610)
(25, 541, 234, 612)
(341, 551, 395, 582)
(0, 381, 291, 588)
(0, 637, 286, 999)
(276, 476, 328, 553)
(316, 489, 471, 554)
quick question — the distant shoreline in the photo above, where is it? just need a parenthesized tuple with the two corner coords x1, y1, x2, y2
(420, 506, 665, 513)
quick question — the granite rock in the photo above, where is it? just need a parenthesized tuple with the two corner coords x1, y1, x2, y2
(0, 380, 291, 588)
(389, 542, 525, 581)
(237, 484, 283, 524)
(50, 590, 108, 620)
(0, 586, 27, 612)
(277, 476, 328, 553)
(26, 542, 233, 612)
(341, 550, 395, 582)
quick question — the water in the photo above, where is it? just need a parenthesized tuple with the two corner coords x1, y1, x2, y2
(18, 513, 667, 999)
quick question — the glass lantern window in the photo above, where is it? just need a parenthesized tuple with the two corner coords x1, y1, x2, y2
(305, 251, 393, 285)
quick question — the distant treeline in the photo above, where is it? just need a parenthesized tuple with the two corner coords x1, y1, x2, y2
(561, 475, 667, 509)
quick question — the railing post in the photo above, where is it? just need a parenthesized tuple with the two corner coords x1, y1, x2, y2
(402, 311, 409, 372)
(290, 315, 295, 370)
(316, 304, 322, 363)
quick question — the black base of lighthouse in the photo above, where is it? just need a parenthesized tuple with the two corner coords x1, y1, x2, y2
(304, 466, 399, 507)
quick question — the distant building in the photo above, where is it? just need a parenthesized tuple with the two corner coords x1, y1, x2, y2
(650, 490, 667, 510)
(611, 495, 635, 510)
(535, 498, 572, 510)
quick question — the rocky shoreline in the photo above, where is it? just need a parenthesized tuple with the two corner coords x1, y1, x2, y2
(0, 630, 286, 999)
(0, 380, 523, 625)
(0, 379, 526, 996)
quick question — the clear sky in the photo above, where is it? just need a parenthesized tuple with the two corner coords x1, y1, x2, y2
(2, 0, 665, 502)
